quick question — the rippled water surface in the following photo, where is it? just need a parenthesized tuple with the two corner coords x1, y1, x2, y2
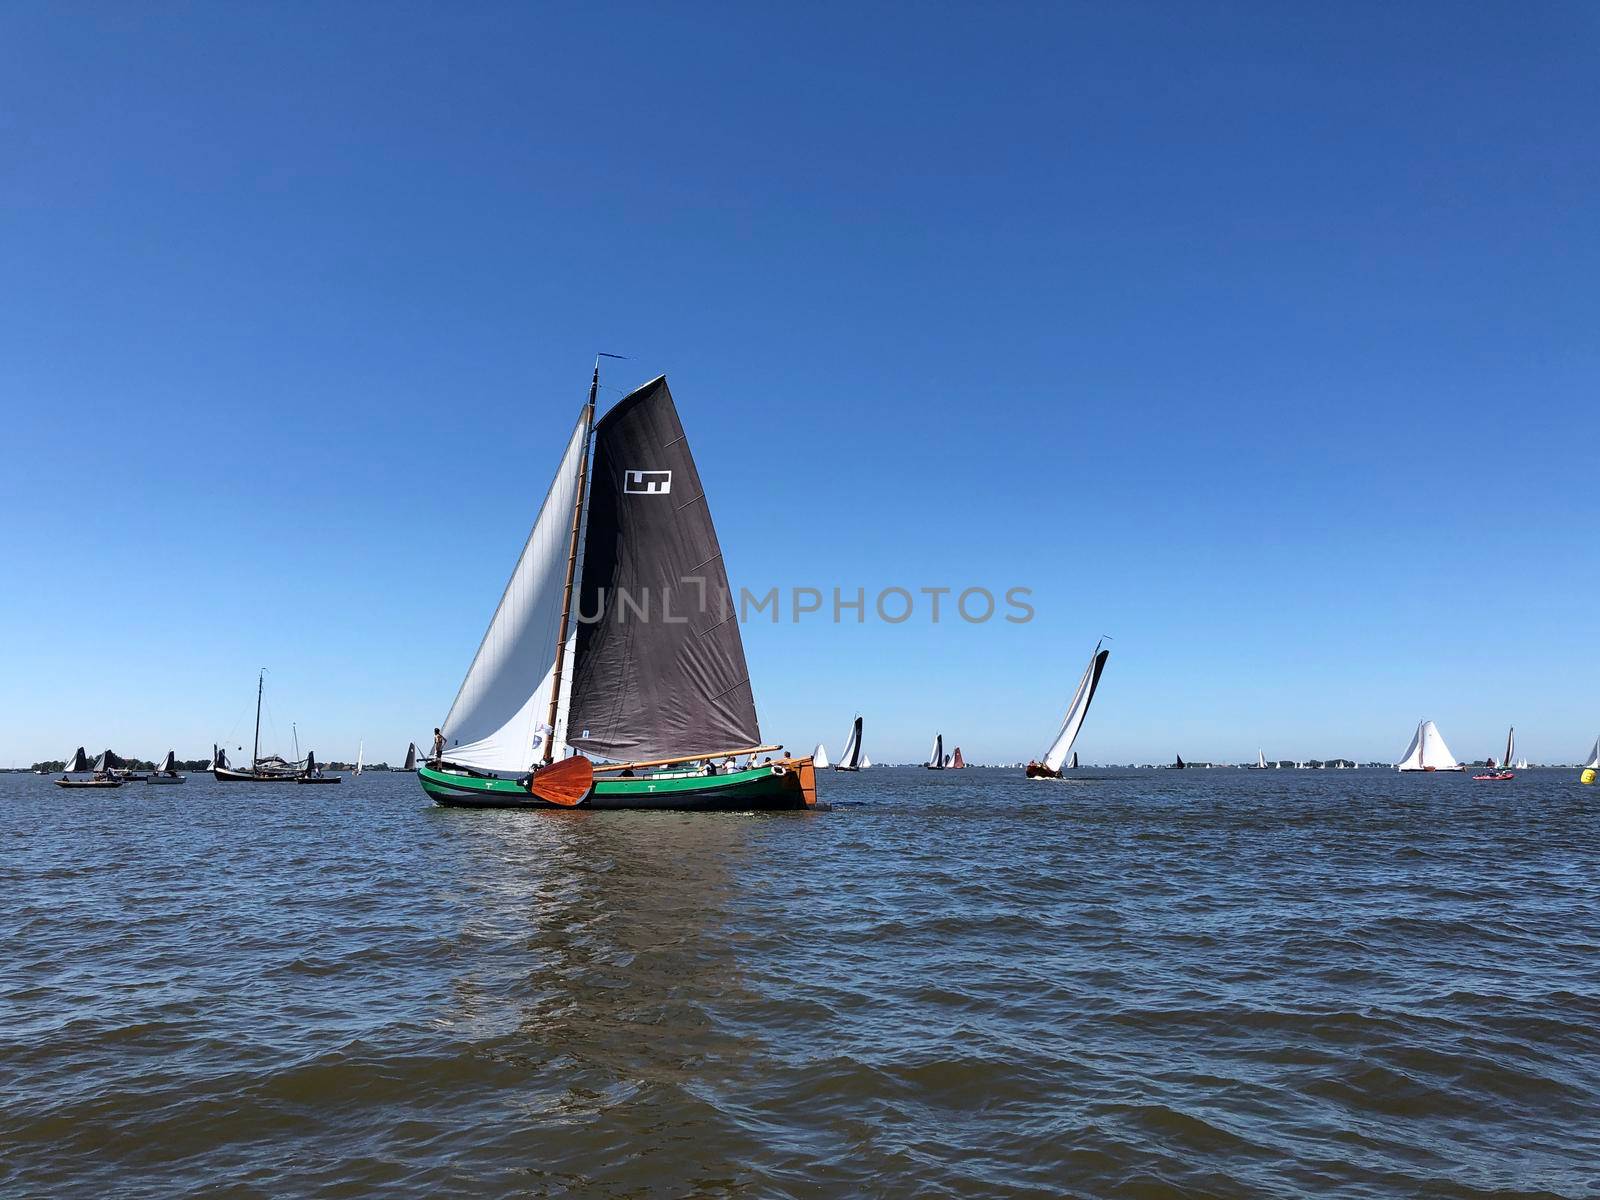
(3, 768, 1599, 1197)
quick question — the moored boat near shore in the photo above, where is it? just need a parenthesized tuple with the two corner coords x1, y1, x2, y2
(145, 750, 185, 785)
(215, 671, 338, 783)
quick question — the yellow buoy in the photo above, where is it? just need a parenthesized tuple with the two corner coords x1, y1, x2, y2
(1583, 767, 1597, 785)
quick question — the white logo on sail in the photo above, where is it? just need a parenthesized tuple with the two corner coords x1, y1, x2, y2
(624, 470, 672, 495)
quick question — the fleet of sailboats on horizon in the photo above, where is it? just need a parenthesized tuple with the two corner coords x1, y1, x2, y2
(38, 365, 1600, 797)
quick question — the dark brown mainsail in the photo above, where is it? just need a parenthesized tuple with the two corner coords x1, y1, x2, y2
(566, 376, 761, 761)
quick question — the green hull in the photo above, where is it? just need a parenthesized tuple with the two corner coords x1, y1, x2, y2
(417, 762, 816, 811)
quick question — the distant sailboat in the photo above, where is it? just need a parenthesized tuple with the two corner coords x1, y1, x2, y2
(1249, 750, 1268, 770)
(813, 742, 831, 769)
(926, 733, 946, 770)
(1579, 736, 1598, 785)
(402, 742, 418, 772)
(296, 750, 341, 785)
(55, 745, 121, 789)
(1395, 720, 1462, 772)
(860, 753, 872, 769)
(354, 741, 364, 777)
(215, 670, 338, 783)
(1069, 751, 1079, 770)
(834, 716, 865, 772)
(1026, 641, 1110, 779)
(1474, 727, 1516, 781)
(145, 750, 185, 785)
(951, 747, 966, 769)
(1165, 754, 1186, 770)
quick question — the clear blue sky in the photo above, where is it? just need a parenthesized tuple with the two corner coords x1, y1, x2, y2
(2, 3, 1596, 767)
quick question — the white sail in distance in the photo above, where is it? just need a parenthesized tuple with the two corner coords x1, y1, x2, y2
(1042, 642, 1110, 773)
(1396, 720, 1460, 770)
(1584, 736, 1600, 770)
(813, 743, 830, 769)
(928, 734, 943, 768)
(439, 413, 590, 774)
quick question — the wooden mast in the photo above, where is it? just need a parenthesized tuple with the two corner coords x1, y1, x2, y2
(541, 361, 599, 765)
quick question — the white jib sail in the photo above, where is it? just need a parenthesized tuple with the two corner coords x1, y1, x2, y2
(813, 743, 831, 769)
(1584, 736, 1600, 770)
(1396, 719, 1459, 770)
(1042, 646, 1104, 773)
(1258, 751, 1267, 768)
(440, 415, 589, 774)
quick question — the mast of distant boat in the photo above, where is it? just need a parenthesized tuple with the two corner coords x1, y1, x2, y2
(542, 359, 603, 766)
(253, 669, 265, 772)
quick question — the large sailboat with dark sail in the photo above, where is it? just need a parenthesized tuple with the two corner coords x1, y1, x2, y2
(417, 368, 818, 811)
(1026, 641, 1109, 778)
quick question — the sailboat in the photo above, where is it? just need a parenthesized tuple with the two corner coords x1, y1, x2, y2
(1165, 754, 1186, 770)
(860, 754, 872, 769)
(1025, 641, 1109, 778)
(834, 716, 865, 772)
(55, 745, 121, 789)
(295, 751, 341, 785)
(1579, 736, 1598, 785)
(1473, 727, 1516, 781)
(416, 368, 818, 811)
(1069, 751, 1079, 770)
(1248, 750, 1268, 770)
(925, 734, 945, 769)
(402, 742, 418, 772)
(215, 670, 338, 783)
(1395, 720, 1462, 772)
(354, 741, 363, 777)
(813, 742, 831, 769)
(145, 750, 185, 785)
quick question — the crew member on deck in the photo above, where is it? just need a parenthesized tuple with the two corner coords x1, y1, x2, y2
(431, 728, 445, 766)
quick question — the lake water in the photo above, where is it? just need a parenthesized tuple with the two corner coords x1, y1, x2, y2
(2, 767, 1598, 1198)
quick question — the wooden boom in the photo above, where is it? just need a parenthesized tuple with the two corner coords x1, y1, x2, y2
(589, 744, 787, 774)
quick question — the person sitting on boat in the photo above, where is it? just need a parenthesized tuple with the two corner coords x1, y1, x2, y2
(431, 728, 445, 766)
(703, 760, 719, 776)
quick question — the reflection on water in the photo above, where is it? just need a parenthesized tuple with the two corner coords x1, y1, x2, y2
(2, 769, 1599, 1197)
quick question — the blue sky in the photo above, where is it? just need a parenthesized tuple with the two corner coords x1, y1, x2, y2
(2, 3, 1596, 766)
